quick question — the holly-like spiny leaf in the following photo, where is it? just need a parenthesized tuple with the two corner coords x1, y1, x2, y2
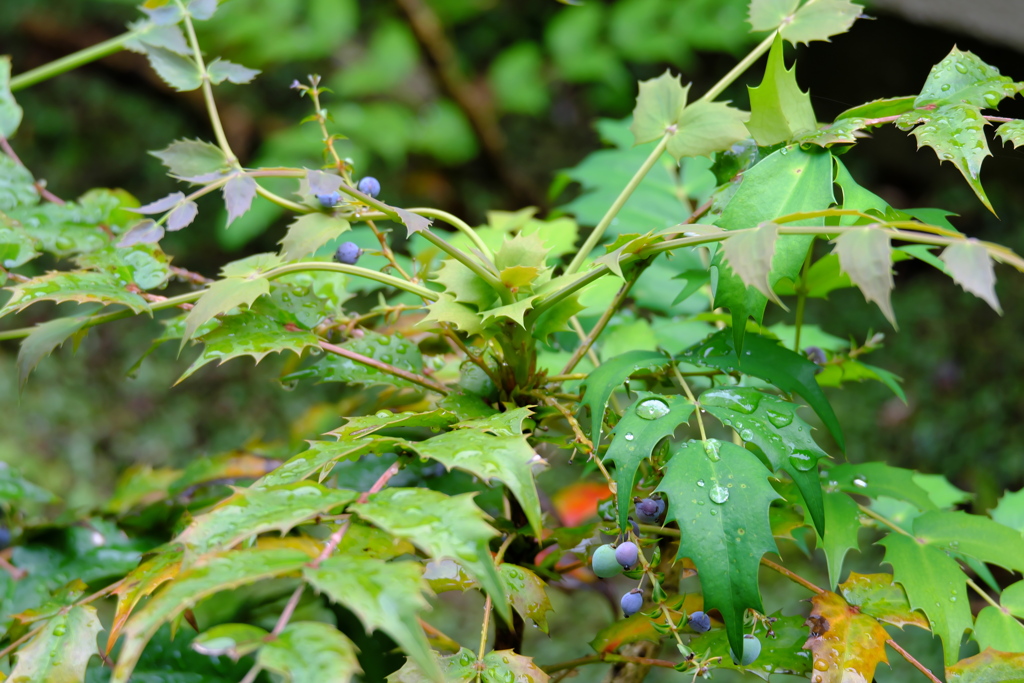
(913, 510, 1024, 573)
(180, 276, 269, 349)
(748, 0, 864, 46)
(915, 47, 1022, 111)
(940, 240, 1001, 314)
(819, 491, 863, 590)
(578, 350, 670, 446)
(151, 139, 230, 181)
(15, 314, 91, 388)
(256, 621, 361, 682)
(143, 46, 203, 92)
(207, 58, 260, 85)
(839, 572, 929, 630)
(828, 462, 935, 511)
(0, 271, 151, 319)
(667, 100, 750, 160)
(745, 35, 816, 146)
(9, 604, 103, 682)
(453, 405, 533, 437)
(279, 213, 350, 261)
(329, 409, 457, 439)
(721, 221, 786, 308)
(908, 103, 994, 214)
(499, 563, 553, 634)
(995, 120, 1024, 148)
(656, 439, 780, 658)
(107, 549, 183, 653)
(833, 226, 897, 328)
(803, 590, 890, 682)
(223, 174, 258, 227)
(255, 439, 382, 488)
(291, 330, 425, 389)
(946, 648, 1024, 682)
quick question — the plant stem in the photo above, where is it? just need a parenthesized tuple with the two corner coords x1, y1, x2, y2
(698, 31, 777, 103)
(884, 637, 943, 683)
(857, 504, 914, 537)
(409, 207, 494, 262)
(562, 269, 641, 375)
(319, 341, 449, 394)
(760, 557, 824, 595)
(475, 596, 493, 682)
(964, 576, 1002, 611)
(565, 135, 671, 275)
(253, 185, 311, 214)
(672, 364, 706, 441)
(178, 2, 234, 160)
(10, 28, 145, 91)
(793, 243, 814, 352)
(542, 653, 678, 674)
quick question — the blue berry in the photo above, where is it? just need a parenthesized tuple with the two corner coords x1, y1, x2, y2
(614, 541, 639, 569)
(688, 611, 711, 633)
(333, 241, 362, 265)
(592, 544, 623, 579)
(316, 191, 341, 208)
(357, 176, 381, 198)
(805, 346, 827, 365)
(621, 590, 643, 617)
(634, 497, 666, 524)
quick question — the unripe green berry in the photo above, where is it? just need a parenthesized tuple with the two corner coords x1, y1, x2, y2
(730, 634, 762, 666)
(591, 543, 623, 578)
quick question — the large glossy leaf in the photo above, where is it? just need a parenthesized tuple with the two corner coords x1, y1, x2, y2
(804, 591, 889, 682)
(700, 386, 827, 535)
(745, 35, 816, 146)
(603, 393, 694, 530)
(833, 227, 896, 328)
(350, 488, 508, 620)
(176, 482, 357, 558)
(256, 622, 361, 682)
(409, 429, 543, 538)
(111, 548, 310, 683)
(877, 533, 972, 666)
(578, 350, 670, 446)
(655, 440, 780, 657)
(8, 604, 102, 682)
(947, 649, 1024, 683)
(913, 510, 1024, 573)
(181, 277, 270, 348)
(0, 271, 150, 318)
(819, 492, 863, 590)
(839, 572, 929, 630)
(681, 330, 844, 449)
(305, 556, 442, 683)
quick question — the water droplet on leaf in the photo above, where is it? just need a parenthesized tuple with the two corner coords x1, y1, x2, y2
(709, 485, 729, 504)
(635, 398, 670, 420)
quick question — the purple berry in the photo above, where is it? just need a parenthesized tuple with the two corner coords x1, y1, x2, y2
(805, 346, 827, 365)
(357, 176, 381, 198)
(614, 541, 639, 569)
(634, 497, 666, 524)
(316, 191, 341, 208)
(688, 610, 711, 633)
(333, 242, 362, 266)
(621, 590, 643, 617)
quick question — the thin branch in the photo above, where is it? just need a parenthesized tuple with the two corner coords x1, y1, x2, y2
(474, 596, 493, 682)
(672, 364, 706, 441)
(271, 585, 305, 636)
(542, 652, 678, 675)
(10, 27, 145, 91)
(760, 557, 824, 595)
(562, 269, 642, 375)
(319, 341, 450, 394)
(885, 637, 943, 683)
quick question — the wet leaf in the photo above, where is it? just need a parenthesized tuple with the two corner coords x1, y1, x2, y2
(916, 47, 1022, 110)
(946, 648, 1024, 682)
(499, 564, 552, 633)
(630, 70, 689, 145)
(279, 213, 350, 261)
(16, 315, 91, 388)
(0, 155, 39, 211)
(180, 277, 270, 348)
(453, 406, 532, 437)
(913, 510, 1024, 573)
(839, 572, 929, 630)
(578, 350, 670, 446)
(590, 593, 703, 653)
(422, 294, 484, 335)
(191, 623, 267, 661)
(104, 465, 182, 514)
(746, 35, 816, 146)
(169, 452, 281, 496)
(803, 591, 890, 683)
(687, 614, 813, 679)
(820, 492, 863, 590)
(329, 409, 456, 439)
(9, 605, 102, 682)
(0, 271, 150, 318)
(306, 556, 441, 682)
(108, 550, 183, 652)
(257, 622, 361, 682)
(481, 650, 548, 683)
(75, 243, 173, 290)
(256, 439, 379, 488)
(387, 648, 476, 682)
(908, 103, 993, 213)
(833, 227, 896, 328)
(656, 439, 780, 657)
(296, 330, 425, 389)
(994, 120, 1024, 148)
(829, 462, 935, 511)
(939, 240, 1001, 314)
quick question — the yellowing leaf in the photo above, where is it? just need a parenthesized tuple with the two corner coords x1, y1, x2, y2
(499, 564, 553, 633)
(947, 648, 1024, 683)
(839, 572, 929, 630)
(940, 241, 1001, 314)
(108, 550, 183, 653)
(833, 227, 896, 329)
(9, 605, 103, 682)
(803, 591, 890, 683)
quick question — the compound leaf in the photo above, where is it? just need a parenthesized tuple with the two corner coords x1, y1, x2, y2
(144, 46, 202, 92)
(206, 58, 260, 85)
(909, 104, 993, 213)
(256, 439, 379, 488)
(294, 330, 425, 389)
(256, 622, 361, 682)
(630, 70, 689, 145)
(916, 47, 1022, 110)
(804, 591, 889, 682)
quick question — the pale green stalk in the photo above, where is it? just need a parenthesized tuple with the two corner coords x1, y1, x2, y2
(10, 28, 146, 91)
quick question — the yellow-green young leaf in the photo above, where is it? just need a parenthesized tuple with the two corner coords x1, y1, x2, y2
(916, 48, 1022, 110)
(176, 482, 357, 558)
(0, 271, 150, 319)
(995, 120, 1024, 148)
(144, 46, 202, 92)
(832, 227, 896, 329)
(499, 265, 539, 288)
(913, 510, 1024, 573)
(104, 465, 181, 515)
(111, 548, 310, 683)
(388, 648, 477, 682)
(499, 564, 553, 634)
(0, 56, 23, 138)
(453, 406, 533, 437)
(107, 550, 183, 653)
(974, 606, 1024, 654)
(667, 101, 750, 160)
(279, 213, 350, 261)
(305, 557, 442, 683)
(939, 241, 1001, 314)
(180, 277, 270, 348)
(494, 233, 550, 272)
(176, 311, 321, 384)
(910, 104, 993, 213)
(877, 533, 972, 666)
(9, 605, 102, 682)
(947, 648, 1024, 682)
(432, 259, 497, 310)
(745, 36, 816, 146)
(16, 315, 90, 388)
(655, 440, 781, 658)
(421, 294, 485, 335)
(780, 0, 863, 45)
(721, 222, 785, 308)
(257, 622, 361, 682)
(350, 488, 508, 621)
(748, 0, 800, 32)
(839, 572, 930, 630)
(479, 295, 538, 329)
(804, 591, 889, 682)
(191, 623, 268, 661)
(629, 70, 690, 145)
(408, 430, 543, 538)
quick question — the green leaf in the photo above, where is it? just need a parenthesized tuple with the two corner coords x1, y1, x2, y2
(974, 606, 1024, 654)
(481, 650, 549, 683)
(388, 648, 475, 682)
(256, 439, 380, 487)
(681, 330, 844, 450)
(192, 623, 268, 661)
(186, 0, 218, 20)
(833, 227, 896, 328)
(305, 557, 441, 683)
(0, 464, 58, 505)
(992, 489, 1024, 533)
(280, 214, 350, 261)
(829, 462, 935, 511)
(206, 58, 260, 85)
(257, 622, 361, 682)
(0, 56, 23, 138)
(223, 174, 257, 227)
(818, 492, 863, 589)
(995, 120, 1024, 148)
(409, 429, 543, 538)
(532, 293, 584, 343)
(720, 221, 785, 307)
(180, 277, 270, 348)
(839, 572, 930, 630)
(837, 96, 916, 122)
(798, 117, 869, 147)
(939, 241, 1001, 314)
(578, 350, 670, 446)
(16, 315, 91, 388)
(452, 406, 532, 437)
(107, 550, 183, 651)
(499, 564, 552, 634)
(1000, 581, 1024, 618)
(948, 649, 1024, 682)
(176, 482, 357, 558)
(421, 294, 484, 336)
(700, 387, 827, 536)
(667, 101, 750, 160)
(908, 104, 994, 213)
(394, 207, 432, 238)
(494, 233, 549, 273)
(603, 393, 695, 530)
(745, 35, 816, 146)
(0, 155, 39, 211)
(432, 258, 496, 310)
(479, 295, 538, 329)
(9, 605, 102, 682)
(111, 548, 311, 683)
(178, 311, 321, 383)
(0, 221, 39, 268)
(747, 0, 800, 32)
(151, 139, 230, 181)
(143, 46, 203, 92)
(686, 614, 812, 679)
(330, 409, 457, 439)
(916, 47, 1021, 110)
(350, 488, 508, 621)
(296, 330, 425, 389)
(877, 533, 972, 666)
(913, 511, 1024, 573)
(75, 243, 173, 291)
(0, 271, 150, 318)
(655, 440, 780, 658)
(779, 0, 863, 45)
(711, 147, 834, 348)
(629, 70, 689, 145)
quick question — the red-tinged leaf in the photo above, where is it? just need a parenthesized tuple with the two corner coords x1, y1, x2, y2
(175, 482, 357, 558)
(180, 276, 270, 347)
(223, 174, 257, 227)
(257, 622, 361, 682)
(1, 271, 151, 318)
(9, 605, 103, 682)
(839, 572, 930, 630)
(939, 241, 1001, 314)
(551, 481, 611, 527)
(832, 227, 896, 328)
(946, 648, 1024, 682)
(499, 564, 552, 633)
(107, 549, 184, 653)
(111, 548, 310, 683)
(803, 591, 890, 682)
(721, 222, 785, 308)
(279, 212, 350, 261)
(589, 594, 703, 653)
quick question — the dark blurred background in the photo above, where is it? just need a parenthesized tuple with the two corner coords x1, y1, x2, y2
(1, 0, 1023, 516)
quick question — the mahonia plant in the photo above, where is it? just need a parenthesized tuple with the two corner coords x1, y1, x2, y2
(2, 0, 1024, 681)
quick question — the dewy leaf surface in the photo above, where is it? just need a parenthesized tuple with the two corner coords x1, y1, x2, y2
(833, 227, 896, 328)
(910, 104, 993, 214)
(256, 622, 361, 682)
(578, 350, 669, 446)
(499, 564, 553, 634)
(305, 556, 442, 683)
(603, 393, 694, 530)
(940, 241, 1001, 313)
(804, 591, 889, 683)
(8, 604, 103, 682)
(351, 488, 508, 620)
(656, 440, 780, 657)
(916, 47, 1022, 110)
(409, 429, 544, 538)
(1, 271, 151, 318)
(181, 277, 270, 348)
(829, 462, 935, 511)
(746, 35, 816, 146)
(108, 549, 183, 653)
(946, 648, 1024, 683)
(878, 533, 972, 666)
(839, 572, 929, 630)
